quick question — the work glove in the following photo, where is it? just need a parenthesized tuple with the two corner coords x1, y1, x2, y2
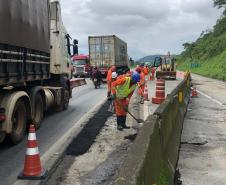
(111, 94, 116, 100)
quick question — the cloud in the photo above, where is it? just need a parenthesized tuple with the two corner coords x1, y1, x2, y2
(60, 0, 222, 59)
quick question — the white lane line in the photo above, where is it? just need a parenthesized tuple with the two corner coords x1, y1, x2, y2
(196, 89, 223, 106)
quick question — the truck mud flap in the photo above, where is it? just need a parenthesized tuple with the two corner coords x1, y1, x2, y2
(70, 78, 87, 89)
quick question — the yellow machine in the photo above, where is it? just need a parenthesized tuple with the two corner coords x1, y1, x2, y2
(154, 56, 176, 80)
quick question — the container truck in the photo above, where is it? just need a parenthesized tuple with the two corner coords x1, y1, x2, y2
(88, 35, 129, 80)
(0, 0, 86, 144)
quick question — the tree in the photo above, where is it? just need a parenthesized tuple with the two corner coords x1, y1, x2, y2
(182, 43, 191, 50)
(213, 0, 226, 14)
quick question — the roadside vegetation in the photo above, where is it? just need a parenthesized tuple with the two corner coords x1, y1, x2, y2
(177, 0, 226, 81)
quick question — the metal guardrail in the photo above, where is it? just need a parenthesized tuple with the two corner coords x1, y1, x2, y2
(113, 72, 191, 185)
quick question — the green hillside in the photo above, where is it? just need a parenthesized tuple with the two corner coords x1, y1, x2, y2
(177, 0, 226, 81)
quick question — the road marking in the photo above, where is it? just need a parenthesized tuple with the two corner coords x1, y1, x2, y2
(196, 90, 223, 106)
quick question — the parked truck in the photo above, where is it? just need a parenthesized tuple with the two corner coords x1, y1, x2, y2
(88, 35, 129, 80)
(0, 0, 86, 144)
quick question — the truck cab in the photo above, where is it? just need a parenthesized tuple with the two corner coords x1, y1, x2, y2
(50, 0, 72, 79)
(72, 55, 90, 78)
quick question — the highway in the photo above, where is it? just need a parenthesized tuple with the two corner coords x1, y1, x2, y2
(191, 73, 226, 105)
(0, 80, 106, 185)
(178, 74, 226, 184)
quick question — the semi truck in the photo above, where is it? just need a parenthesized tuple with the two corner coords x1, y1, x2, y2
(88, 35, 129, 80)
(0, 0, 86, 144)
(72, 54, 91, 78)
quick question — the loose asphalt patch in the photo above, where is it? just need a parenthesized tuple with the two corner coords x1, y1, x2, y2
(44, 100, 113, 185)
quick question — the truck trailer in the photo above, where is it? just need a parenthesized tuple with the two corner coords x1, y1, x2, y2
(0, 0, 85, 144)
(88, 35, 129, 80)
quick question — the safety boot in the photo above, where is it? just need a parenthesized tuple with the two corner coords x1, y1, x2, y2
(121, 122, 130, 129)
(117, 124, 124, 131)
(140, 97, 144, 104)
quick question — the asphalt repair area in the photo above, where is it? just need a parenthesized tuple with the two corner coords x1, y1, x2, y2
(44, 101, 137, 185)
(41, 79, 182, 185)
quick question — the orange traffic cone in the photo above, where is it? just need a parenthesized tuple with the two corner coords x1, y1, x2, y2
(18, 125, 47, 180)
(191, 87, 198, 97)
(143, 83, 149, 101)
(152, 79, 165, 104)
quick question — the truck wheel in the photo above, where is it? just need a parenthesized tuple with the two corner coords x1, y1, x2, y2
(63, 89, 70, 110)
(0, 132, 6, 143)
(33, 93, 44, 129)
(10, 100, 26, 144)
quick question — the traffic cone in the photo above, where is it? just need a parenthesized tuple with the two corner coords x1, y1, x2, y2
(191, 87, 198, 98)
(143, 83, 149, 101)
(152, 79, 165, 104)
(18, 125, 47, 180)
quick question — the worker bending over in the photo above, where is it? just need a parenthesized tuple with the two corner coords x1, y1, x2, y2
(111, 72, 140, 131)
(106, 65, 116, 97)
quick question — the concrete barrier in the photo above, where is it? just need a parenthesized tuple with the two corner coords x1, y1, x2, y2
(113, 72, 191, 185)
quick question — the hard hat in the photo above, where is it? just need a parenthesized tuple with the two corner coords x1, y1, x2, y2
(112, 72, 118, 79)
(132, 72, 140, 83)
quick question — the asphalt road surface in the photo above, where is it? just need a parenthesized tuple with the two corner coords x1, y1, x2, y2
(0, 80, 106, 185)
(178, 74, 226, 184)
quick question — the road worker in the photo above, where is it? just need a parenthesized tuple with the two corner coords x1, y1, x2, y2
(106, 65, 116, 97)
(111, 72, 140, 131)
(138, 68, 146, 104)
(143, 65, 149, 77)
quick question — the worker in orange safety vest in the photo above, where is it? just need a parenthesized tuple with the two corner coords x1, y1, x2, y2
(110, 72, 140, 131)
(138, 69, 146, 104)
(106, 65, 116, 97)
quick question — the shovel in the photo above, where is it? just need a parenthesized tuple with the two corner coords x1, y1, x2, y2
(115, 99, 144, 124)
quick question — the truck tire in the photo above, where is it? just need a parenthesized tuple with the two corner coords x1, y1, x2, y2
(63, 89, 70, 110)
(10, 100, 26, 144)
(0, 132, 6, 143)
(33, 93, 44, 129)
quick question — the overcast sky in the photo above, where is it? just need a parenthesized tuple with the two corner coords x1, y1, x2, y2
(60, 0, 223, 59)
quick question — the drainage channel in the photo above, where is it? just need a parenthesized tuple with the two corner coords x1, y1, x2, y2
(42, 101, 113, 185)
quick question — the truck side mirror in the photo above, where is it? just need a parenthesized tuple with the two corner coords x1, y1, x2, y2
(73, 39, 78, 56)
(65, 34, 72, 56)
(73, 39, 78, 45)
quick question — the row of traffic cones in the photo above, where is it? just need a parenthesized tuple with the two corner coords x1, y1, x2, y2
(143, 79, 198, 104)
(141, 79, 165, 104)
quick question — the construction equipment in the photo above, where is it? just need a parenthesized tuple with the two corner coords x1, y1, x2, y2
(154, 54, 177, 80)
